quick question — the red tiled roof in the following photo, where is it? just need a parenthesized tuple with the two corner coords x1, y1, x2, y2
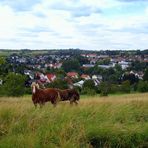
(46, 74, 56, 81)
(81, 74, 90, 78)
(67, 72, 78, 77)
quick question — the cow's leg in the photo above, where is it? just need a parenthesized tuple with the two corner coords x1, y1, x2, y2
(70, 98, 74, 105)
(32, 100, 37, 108)
(34, 103, 37, 108)
(39, 103, 43, 108)
(39, 102, 45, 108)
(74, 100, 78, 105)
(51, 100, 57, 107)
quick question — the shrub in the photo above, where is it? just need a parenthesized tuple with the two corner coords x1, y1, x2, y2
(137, 81, 148, 92)
(83, 79, 96, 90)
(81, 87, 96, 96)
(109, 84, 119, 94)
(45, 79, 68, 89)
(82, 79, 97, 96)
(120, 80, 131, 93)
(24, 87, 32, 94)
(143, 68, 148, 81)
(98, 82, 110, 96)
(2, 73, 26, 97)
(0, 85, 4, 96)
(73, 86, 81, 93)
(62, 59, 80, 72)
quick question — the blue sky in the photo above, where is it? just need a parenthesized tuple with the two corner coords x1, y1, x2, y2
(0, 0, 148, 50)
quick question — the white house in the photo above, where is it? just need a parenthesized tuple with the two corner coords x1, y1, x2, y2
(118, 61, 130, 70)
(73, 80, 84, 88)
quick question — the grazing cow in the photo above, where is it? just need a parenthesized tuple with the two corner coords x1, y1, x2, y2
(31, 82, 60, 108)
(56, 88, 80, 105)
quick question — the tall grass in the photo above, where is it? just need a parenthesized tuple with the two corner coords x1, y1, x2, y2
(0, 93, 148, 148)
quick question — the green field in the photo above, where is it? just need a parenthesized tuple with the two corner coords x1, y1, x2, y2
(0, 49, 49, 57)
(0, 93, 148, 148)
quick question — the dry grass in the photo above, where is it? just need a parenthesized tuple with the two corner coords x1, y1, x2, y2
(0, 93, 148, 147)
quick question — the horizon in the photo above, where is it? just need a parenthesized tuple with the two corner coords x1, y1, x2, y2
(0, 0, 148, 50)
(0, 48, 148, 52)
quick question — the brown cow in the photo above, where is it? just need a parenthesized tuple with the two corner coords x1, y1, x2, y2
(31, 82, 60, 108)
(56, 88, 80, 105)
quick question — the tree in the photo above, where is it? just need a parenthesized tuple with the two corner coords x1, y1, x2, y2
(120, 73, 139, 85)
(82, 79, 97, 95)
(0, 57, 6, 65)
(55, 69, 66, 79)
(130, 61, 147, 71)
(97, 59, 110, 65)
(143, 68, 148, 81)
(137, 81, 148, 92)
(115, 64, 122, 72)
(62, 59, 81, 72)
(98, 82, 110, 96)
(74, 55, 89, 65)
(2, 73, 26, 97)
(46, 79, 68, 90)
(83, 79, 96, 90)
(101, 68, 117, 83)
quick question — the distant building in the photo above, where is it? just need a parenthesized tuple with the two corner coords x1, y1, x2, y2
(98, 64, 114, 69)
(81, 74, 91, 80)
(82, 64, 94, 68)
(46, 74, 56, 82)
(67, 72, 78, 79)
(118, 61, 130, 70)
(73, 80, 84, 88)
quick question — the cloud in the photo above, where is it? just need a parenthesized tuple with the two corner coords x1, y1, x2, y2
(49, 1, 102, 17)
(22, 27, 53, 33)
(117, 0, 148, 2)
(0, 0, 41, 11)
(0, 0, 148, 50)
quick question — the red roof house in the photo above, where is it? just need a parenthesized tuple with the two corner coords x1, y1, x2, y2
(67, 72, 78, 79)
(46, 74, 56, 82)
(81, 74, 90, 80)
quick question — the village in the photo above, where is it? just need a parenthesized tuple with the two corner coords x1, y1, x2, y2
(0, 49, 147, 91)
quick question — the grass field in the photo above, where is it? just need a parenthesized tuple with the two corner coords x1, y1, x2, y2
(0, 50, 49, 57)
(0, 93, 148, 148)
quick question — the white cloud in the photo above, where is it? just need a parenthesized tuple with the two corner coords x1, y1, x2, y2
(0, 0, 148, 50)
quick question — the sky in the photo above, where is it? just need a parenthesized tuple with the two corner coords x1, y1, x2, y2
(0, 0, 148, 50)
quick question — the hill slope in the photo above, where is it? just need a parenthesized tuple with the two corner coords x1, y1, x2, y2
(0, 93, 148, 147)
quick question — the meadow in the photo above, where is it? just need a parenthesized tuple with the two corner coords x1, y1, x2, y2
(0, 93, 148, 148)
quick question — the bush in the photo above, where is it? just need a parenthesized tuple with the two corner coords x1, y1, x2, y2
(73, 86, 81, 94)
(81, 87, 96, 96)
(120, 80, 131, 93)
(82, 79, 97, 96)
(109, 84, 119, 94)
(98, 82, 110, 96)
(2, 73, 26, 97)
(137, 81, 148, 92)
(24, 87, 32, 94)
(0, 85, 4, 96)
(143, 68, 148, 81)
(45, 79, 68, 89)
(83, 79, 96, 90)
(62, 59, 81, 72)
